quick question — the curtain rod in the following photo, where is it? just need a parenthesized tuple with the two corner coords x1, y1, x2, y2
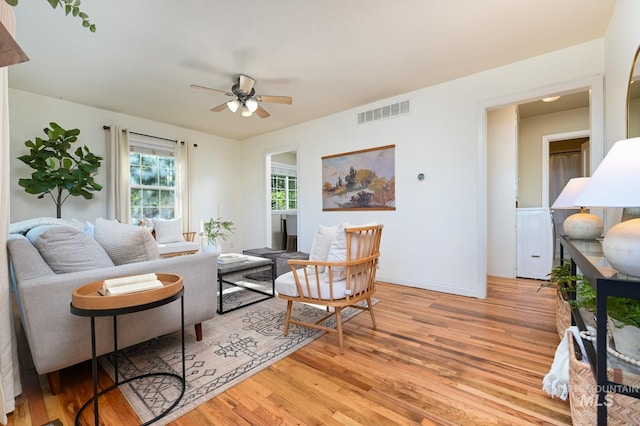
(102, 125, 177, 143)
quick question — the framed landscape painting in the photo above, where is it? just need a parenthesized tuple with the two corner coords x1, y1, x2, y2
(322, 144, 396, 211)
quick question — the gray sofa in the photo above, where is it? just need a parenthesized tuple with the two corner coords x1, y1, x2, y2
(7, 218, 218, 394)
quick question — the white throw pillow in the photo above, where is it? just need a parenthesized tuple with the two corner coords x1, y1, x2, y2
(94, 218, 159, 265)
(324, 221, 378, 282)
(307, 224, 339, 273)
(152, 218, 185, 243)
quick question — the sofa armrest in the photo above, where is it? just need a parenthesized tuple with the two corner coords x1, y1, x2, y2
(7, 234, 55, 282)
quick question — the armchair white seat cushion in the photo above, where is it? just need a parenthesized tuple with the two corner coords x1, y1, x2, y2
(275, 268, 348, 300)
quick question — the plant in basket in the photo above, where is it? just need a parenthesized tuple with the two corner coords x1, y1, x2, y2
(540, 264, 589, 337)
(565, 278, 640, 360)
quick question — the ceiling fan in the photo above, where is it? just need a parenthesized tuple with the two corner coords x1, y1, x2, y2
(190, 74, 292, 118)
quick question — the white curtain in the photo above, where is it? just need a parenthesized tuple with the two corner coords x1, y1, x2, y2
(0, 4, 23, 422)
(177, 141, 192, 231)
(549, 151, 582, 233)
(105, 126, 131, 223)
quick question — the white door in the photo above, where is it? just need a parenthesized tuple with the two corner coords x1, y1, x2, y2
(516, 208, 552, 280)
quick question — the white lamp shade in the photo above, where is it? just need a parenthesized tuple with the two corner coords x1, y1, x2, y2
(245, 99, 258, 112)
(574, 137, 640, 207)
(227, 100, 240, 113)
(241, 105, 252, 117)
(551, 177, 591, 209)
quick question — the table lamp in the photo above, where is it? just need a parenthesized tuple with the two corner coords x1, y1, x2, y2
(551, 177, 603, 240)
(574, 137, 640, 276)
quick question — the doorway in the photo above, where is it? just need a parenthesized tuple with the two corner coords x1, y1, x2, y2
(265, 149, 298, 250)
(481, 75, 604, 297)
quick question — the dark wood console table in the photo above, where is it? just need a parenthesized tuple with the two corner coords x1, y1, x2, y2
(560, 236, 640, 425)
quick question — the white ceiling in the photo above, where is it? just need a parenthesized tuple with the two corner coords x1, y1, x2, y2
(9, 0, 615, 141)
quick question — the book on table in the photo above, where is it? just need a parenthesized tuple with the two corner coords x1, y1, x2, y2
(98, 273, 164, 296)
(217, 253, 248, 264)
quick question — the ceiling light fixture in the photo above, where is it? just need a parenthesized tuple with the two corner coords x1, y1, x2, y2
(241, 105, 253, 117)
(226, 100, 240, 113)
(542, 96, 561, 103)
(245, 99, 258, 113)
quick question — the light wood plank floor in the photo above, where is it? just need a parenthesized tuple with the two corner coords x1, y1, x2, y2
(9, 277, 570, 425)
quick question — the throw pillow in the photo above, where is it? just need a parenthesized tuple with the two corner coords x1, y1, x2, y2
(94, 218, 159, 265)
(26, 225, 114, 274)
(307, 224, 338, 273)
(152, 218, 185, 244)
(324, 221, 379, 282)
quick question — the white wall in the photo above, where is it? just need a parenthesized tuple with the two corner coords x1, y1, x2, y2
(8, 89, 244, 251)
(241, 40, 604, 298)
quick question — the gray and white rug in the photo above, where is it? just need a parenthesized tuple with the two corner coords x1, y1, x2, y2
(99, 291, 374, 425)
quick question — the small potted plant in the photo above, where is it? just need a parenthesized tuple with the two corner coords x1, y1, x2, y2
(540, 264, 583, 337)
(200, 217, 235, 255)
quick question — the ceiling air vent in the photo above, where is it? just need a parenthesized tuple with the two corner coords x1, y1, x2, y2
(357, 100, 410, 124)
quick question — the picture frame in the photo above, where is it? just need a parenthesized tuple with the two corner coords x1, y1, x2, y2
(322, 144, 395, 211)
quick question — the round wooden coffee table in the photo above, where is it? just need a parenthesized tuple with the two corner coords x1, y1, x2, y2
(70, 273, 185, 426)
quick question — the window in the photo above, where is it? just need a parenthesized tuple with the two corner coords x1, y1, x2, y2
(271, 162, 297, 211)
(129, 138, 177, 224)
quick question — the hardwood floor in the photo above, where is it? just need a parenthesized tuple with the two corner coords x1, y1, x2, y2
(9, 277, 570, 425)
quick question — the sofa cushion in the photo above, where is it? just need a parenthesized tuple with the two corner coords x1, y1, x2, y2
(26, 225, 114, 274)
(94, 218, 159, 265)
(152, 218, 185, 244)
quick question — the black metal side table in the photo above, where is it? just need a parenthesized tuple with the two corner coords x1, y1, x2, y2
(70, 274, 186, 426)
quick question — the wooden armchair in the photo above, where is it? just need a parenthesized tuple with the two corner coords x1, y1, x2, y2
(275, 224, 383, 354)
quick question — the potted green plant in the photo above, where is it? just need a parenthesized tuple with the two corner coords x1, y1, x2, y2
(540, 264, 583, 337)
(17, 122, 103, 218)
(571, 282, 640, 360)
(200, 217, 235, 254)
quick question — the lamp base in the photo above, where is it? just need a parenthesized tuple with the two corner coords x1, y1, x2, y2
(603, 218, 640, 277)
(563, 212, 604, 240)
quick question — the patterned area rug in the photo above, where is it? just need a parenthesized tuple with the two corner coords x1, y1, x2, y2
(99, 288, 374, 425)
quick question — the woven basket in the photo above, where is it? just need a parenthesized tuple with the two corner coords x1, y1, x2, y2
(556, 290, 572, 338)
(568, 333, 640, 425)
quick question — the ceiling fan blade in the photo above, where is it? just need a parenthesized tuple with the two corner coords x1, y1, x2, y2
(255, 95, 293, 105)
(255, 105, 271, 118)
(211, 103, 228, 112)
(239, 75, 255, 93)
(190, 84, 233, 97)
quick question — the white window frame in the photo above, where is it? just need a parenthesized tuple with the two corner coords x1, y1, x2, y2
(129, 136, 178, 223)
(271, 162, 297, 212)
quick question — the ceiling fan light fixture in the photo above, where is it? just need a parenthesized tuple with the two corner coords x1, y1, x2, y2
(245, 99, 258, 112)
(241, 105, 253, 117)
(227, 100, 240, 113)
